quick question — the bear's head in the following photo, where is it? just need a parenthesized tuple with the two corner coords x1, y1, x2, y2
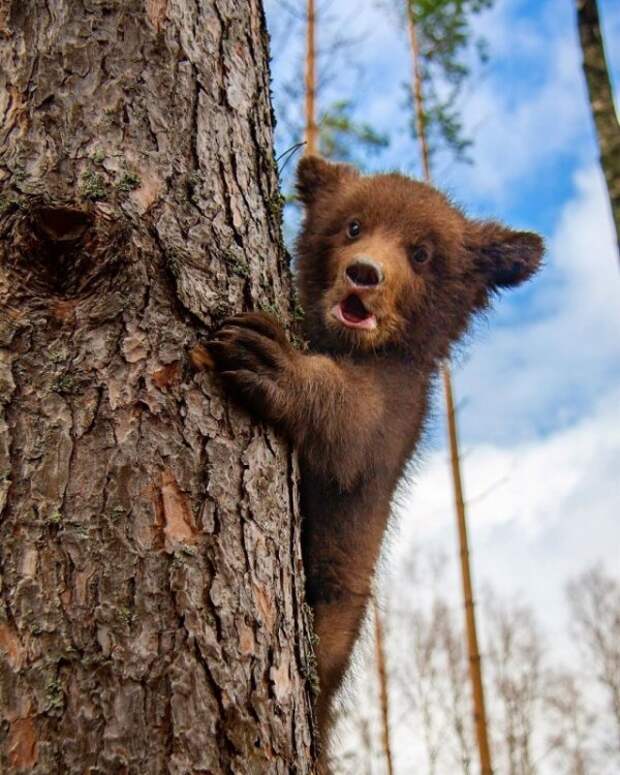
(295, 156, 543, 361)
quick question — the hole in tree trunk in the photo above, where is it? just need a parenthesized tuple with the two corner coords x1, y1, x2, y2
(33, 207, 91, 242)
(5, 205, 126, 299)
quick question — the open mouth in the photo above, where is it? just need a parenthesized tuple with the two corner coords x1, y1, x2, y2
(331, 294, 377, 330)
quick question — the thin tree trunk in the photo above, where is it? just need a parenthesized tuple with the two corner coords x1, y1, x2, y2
(305, 0, 318, 155)
(0, 2, 315, 772)
(405, 4, 493, 773)
(373, 599, 394, 775)
(406, 8, 431, 183)
(576, 0, 620, 257)
(443, 371, 493, 775)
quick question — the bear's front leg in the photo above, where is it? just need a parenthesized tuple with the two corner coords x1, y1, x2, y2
(207, 312, 301, 429)
(209, 311, 385, 489)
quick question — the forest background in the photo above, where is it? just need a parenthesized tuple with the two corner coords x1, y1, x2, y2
(264, 0, 620, 772)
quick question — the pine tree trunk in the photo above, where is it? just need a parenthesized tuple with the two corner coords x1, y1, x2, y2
(576, 0, 620, 256)
(0, 2, 316, 772)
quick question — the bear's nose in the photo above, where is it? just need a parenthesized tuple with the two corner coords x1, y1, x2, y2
(345, 260, 384, 287)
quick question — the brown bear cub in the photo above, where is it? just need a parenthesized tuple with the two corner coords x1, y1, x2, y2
(208, 156, 543, 751)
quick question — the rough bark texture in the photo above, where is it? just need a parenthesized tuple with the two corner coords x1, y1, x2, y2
(0, 2, 316, 773)
(576, 0, 620, 257)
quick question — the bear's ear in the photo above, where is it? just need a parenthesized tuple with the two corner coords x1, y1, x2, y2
(296, 155, 359, 206)
(466, 221, 544, 289)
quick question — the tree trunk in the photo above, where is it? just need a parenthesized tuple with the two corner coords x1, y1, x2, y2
(405, 7, 494, 772)
(304, 0, 318, 156)
(576, 0, 620, 258)
(372, 599, 393, 775)
(0, 2, 316, 773)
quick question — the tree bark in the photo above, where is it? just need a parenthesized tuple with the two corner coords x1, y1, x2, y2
(576, 0, 620, 258)
(0, 2, 316, 773)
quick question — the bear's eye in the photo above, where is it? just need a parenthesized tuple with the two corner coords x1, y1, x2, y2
(409, 244, 431, 265)
(347, 219, 361, 239)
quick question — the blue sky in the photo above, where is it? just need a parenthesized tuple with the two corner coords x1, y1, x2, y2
(266, 0, 620, 436)
(265, 0, 619, 768)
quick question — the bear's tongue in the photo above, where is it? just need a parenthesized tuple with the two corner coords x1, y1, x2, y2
(341, 294, 371, 324)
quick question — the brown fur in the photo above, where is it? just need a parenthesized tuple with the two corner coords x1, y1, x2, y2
(207, 156, 543, 762)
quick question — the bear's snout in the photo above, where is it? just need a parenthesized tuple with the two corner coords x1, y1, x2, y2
(345, 259, 384, 288)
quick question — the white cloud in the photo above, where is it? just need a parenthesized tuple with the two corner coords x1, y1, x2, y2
(437, 4, 590, 202)
(267, 0, 620, 209)
(395, 384, 620, 563)
(266, 0, 620, 623)
(455, 163, 620, 445)
(387, 160, 620, 652)
(266, 0, 620, 768)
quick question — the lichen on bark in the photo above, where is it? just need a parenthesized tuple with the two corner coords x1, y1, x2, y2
(0, 1, 315, 772)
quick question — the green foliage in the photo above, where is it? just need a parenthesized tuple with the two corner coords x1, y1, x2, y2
(117, 171, 141, 193)
(0, 195, 21, 214)
(45, 678, 65, 715)
(110, 506, 126, 522)
(319, 100, 389, 163)
(48, 510, 62, 525)
(48, 347, 68, 365)
(80, 170, 107, 201)
(407, 0, 494, 163)
(268, 191, 286, 223)
(292, 299, 305, 322)
(302, 601, 320, 696)
(117, 606, 134, 625)
(258, 300, 281, 320)
(280, 100, 388, 222)
(224, 252, 251, 278)
(52, 373, 76, 394)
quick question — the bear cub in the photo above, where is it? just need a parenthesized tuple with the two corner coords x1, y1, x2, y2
(208, 156, 543, 751)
